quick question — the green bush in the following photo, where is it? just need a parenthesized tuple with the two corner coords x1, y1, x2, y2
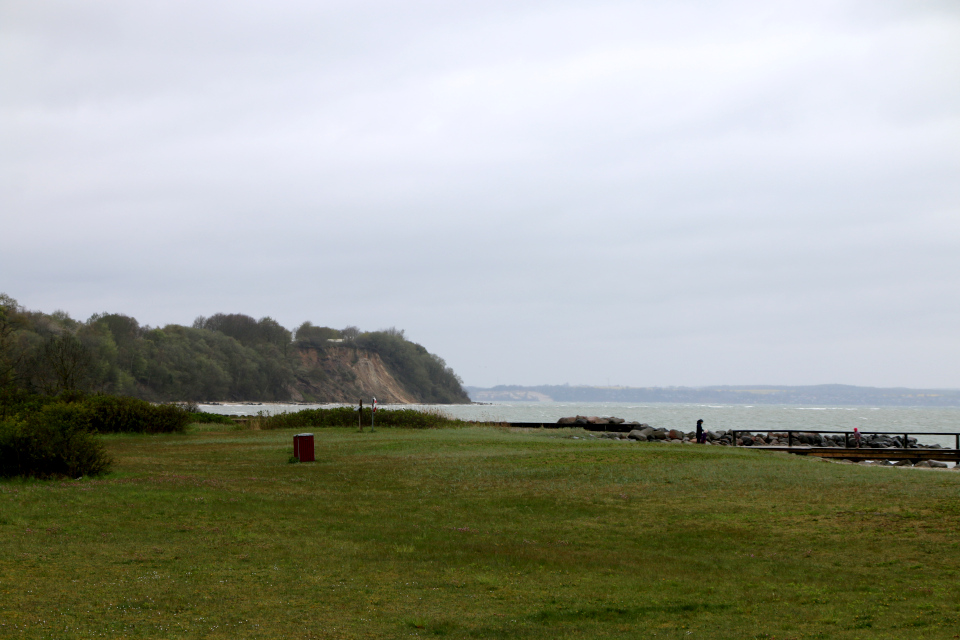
(0, 392, 189, 479)
(0, 405, 111, 478)
(1, 393, 190, 434)
(188, 411, 235, 424)
(255, 407, 464, 430)
(81, 395, 190, 433)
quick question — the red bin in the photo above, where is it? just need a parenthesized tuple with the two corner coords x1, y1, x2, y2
(293, 433, 315, 462)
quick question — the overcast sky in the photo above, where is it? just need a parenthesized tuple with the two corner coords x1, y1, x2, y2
(2, 0, 959, 389)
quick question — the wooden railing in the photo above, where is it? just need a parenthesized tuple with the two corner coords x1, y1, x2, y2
(730, 430, 960, 450)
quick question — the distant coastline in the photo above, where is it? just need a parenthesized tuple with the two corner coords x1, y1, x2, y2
(465, 384, 960, 407)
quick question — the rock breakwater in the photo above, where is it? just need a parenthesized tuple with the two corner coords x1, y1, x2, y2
(557, 416, 957, 465)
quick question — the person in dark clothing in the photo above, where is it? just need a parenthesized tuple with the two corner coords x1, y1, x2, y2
(696, 419, 705, 444)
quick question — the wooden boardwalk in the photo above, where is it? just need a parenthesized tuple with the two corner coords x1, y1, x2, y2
(752, 445, 960, 462)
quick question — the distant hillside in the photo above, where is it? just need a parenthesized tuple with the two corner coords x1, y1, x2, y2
(466, 384, 960, 407)
(0, 294, 469, 404)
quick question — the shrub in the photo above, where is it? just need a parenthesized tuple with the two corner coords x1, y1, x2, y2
(81, 395, 190, 433)
(0, 405, 111, 478)
(255, 407, 464, 430)
(1, 393, 190, 434)
(187, 411, 235, 425)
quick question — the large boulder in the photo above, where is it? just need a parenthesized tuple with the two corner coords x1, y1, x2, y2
(928, 460, 948, 468)
(557, 416, 577, 424)
(608, 417, 625, 424)
(628, 430, 648, 441)
(668, 429, 684, 440)
(639, 426, 655, 437)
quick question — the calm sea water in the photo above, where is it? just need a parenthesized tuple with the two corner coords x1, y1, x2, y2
(201, 401, 960, 447)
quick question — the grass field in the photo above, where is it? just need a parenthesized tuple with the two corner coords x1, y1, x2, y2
(2, 425, 960, 639)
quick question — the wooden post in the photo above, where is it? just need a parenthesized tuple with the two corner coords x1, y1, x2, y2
(788, 431, 793, 448)
(359, 399, 363, 432)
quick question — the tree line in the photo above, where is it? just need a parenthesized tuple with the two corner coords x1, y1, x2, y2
(0, 294, 469, 404)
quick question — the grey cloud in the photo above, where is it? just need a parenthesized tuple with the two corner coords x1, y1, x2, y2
(2, 0, 958, 388)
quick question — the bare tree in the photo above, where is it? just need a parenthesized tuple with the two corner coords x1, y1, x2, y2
(0, 294, 24, 391)
(382, 327, 405, 339)
(38, 334, 93, 394)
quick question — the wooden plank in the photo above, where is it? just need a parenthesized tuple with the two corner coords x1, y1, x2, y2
(753, 446, 960, 461)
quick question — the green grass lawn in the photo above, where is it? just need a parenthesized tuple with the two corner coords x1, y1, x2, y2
(2, 425, 960, 639)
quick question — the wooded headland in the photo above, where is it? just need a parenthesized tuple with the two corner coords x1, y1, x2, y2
(0, 294, 469, 404)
